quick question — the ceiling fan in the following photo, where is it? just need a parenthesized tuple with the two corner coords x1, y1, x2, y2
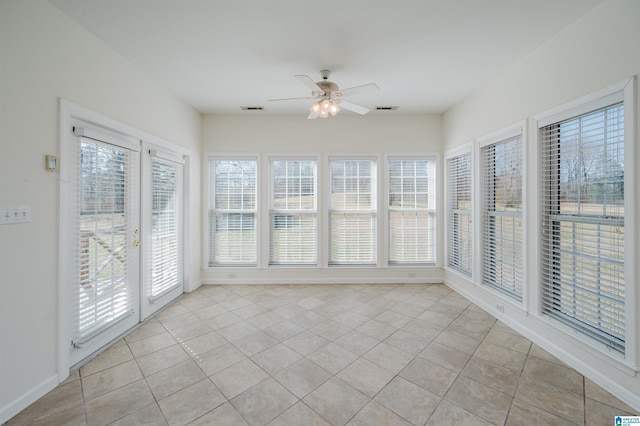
(268, 70, 379, 119)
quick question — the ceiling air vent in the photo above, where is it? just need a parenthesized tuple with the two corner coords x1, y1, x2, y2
(375, 106, 399, 111)
(240, 106, 264, 111)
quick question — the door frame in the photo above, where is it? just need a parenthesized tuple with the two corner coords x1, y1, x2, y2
(58, 99, 190, 381)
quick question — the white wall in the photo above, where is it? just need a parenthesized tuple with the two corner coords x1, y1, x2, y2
(0, 1, 201, 421)
(201, 114, 443, 284)
(442, 0, 640, 410)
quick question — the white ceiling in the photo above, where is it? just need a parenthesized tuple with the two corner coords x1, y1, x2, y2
(50, 0, 602, 115)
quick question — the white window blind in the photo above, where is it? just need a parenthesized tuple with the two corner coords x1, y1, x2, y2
(329, 159, 376, 266)
(209, 159, 257, 266)
(270, 159, 317, 265)
(540, 101, 625, 353)
(388, 158, 435, 265)
(481, 135, 523, 301)
(446, 152, 472, 276)
(75, 138, 136, 344)
(148, 156, 183, 301)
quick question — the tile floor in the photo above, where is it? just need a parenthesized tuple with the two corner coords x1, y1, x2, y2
(6, 283, 638, 425)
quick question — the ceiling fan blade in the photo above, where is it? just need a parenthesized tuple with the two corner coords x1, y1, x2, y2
(307, 111, 318, 119)
(338, 83, 380, 98)
(339, 100, 370, 115)
(267, 96, 316, 102)
(295, 75, 324, 93)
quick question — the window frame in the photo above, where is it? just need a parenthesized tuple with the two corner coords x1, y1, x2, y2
(534, 78, 636, 364)
(267, 155, 319, 267)
(445, 144, 474, 278)
(207, 154, 259, 268)
(327, 155, 378, 267)
(477, 122, 526, 304)
(385, 154, 438, 266)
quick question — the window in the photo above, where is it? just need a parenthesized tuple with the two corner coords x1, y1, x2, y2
(329, 158, 377, 265)
(209, 159, 257, 266)
(388, 157, 436, 265)
(446, 151, 473, 276)
(270, 159, 317, 265)
(540, 95, 626, 353)
(480, 132, 523, 301)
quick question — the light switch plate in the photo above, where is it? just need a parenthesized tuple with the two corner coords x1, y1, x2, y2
(1, 206, 31, 224)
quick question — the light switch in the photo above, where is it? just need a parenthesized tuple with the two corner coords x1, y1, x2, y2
(0, 206, 31, 224)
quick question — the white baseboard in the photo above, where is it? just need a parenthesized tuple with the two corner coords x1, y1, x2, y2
(0, 375, 58, 424)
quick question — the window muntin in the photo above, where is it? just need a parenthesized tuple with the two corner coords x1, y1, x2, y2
(329, 158, 376, 265)
(209, 159, 257, 266)
(388, 158, 436, 265)
(481, 135, 523, 301)
(446, 152, 473, 276)
(540, 102, 625, 353)
(270, 159, 317, 265)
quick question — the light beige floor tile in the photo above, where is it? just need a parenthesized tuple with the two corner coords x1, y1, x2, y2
(426, 399, 493, 426)
(484, 327, 531, 354)
(307, 342, 359, 374)
(136, 344, 190, 377)
(334, 330, 380, 356)
(109, 403, 168, 426)
(374, 310, 412, 328)
(446, 316, 493, 340)
(273, 303, 307, 319)
(125, 319, 166, 343)
(158, 378, 225, 426)
(515, 377, 584, 424)
(8, 401, 86, 426)
(349, 302, 387, 318)
(445, 376, 512, 425)
(188, 402, 248, 426)
(156, 304, 190, 319)
(7, 380, 84, 426)
(347, 401, 412, 426)
(337, 357, 395, 398)
(246, 311, 285, 330)
(232, 303, 268, 319)
(274, 358, 332, 398)
(195, 343, 246, 376)
(216, 321, 259, 342)
(82, 359, 143, 401)
(416, 309, 458, 328)
(192, 304, 227, 321)
(211, 358, 269, 399)
(461, 356, 520, 396)
(474, 341, 527, 372)
(389, 300, 428, 318)
(399, 318, 442, 340)
(297, 296, 326, 310)
(283, 330, 329, 356)
(428, 301, 465, 317)
(585, 378, 637, 413)
(521, 356, 583, 395)
(585, 397, 636, 426)
(434, 329, 483, 354)
(457, 307, 497, 327)
(374, 377, 440, 425)
(289, 311, 326, 329)
(232, 330, 278, 356)
(127, 332, 177, 358)
(506, 397, 575, 426)
(180, 331, 227, 358)
(220, 297, 252, 311)
(60, 370, 80, 386)
(251, 343, 303, 375)
(303, 378, 370, 426)
(310, 320, 351, 341)
(384, 329, 430, 355)
(356, 319, 397, 340)
(202, 311, 242, 330)
(81, 344, 134, 377)
(231, 378, 298, 425)
(363, 342, 413, 374)
(268, 401, 329, 426)
(158, 312, 200, 331)
(262, 319, 305, 341)
(528, 343, 567, 366)
(400, 357, 457, 397)
(418, 341, 471, 372)
(85, 380, 155, 426)
(333, 311, 369, 328)
(169, 320, 212, 342)
(146, 360, 206, 400)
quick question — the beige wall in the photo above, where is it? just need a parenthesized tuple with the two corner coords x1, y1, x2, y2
(0, 1, 201, 419)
